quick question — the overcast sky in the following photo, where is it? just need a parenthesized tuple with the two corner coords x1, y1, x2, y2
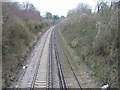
(14, 0, 112, 17)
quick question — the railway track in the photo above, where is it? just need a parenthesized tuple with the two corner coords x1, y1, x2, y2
(55, 29, 82, 89)
(62, 47, 82, 89)
(18, 26, 81, 88)
(48, 28, 54, 88)
(52, 29, 66, 88)
(31, 26, 66, 88)
(30, 33, 48, 88)
(31, 27, 53, 88)
(18, 27, 53, 88)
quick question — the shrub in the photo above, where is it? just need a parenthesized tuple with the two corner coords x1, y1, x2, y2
(59, 2, 119, 87)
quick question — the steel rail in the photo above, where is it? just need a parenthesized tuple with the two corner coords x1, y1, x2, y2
(48, 29, 54, 88)
(30, 29, 51, 88)
(57, 29, 82, 89)
(52, 29, 66, 89)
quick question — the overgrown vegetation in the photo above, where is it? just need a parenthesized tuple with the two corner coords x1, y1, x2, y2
(59, 1, 119, 87)
(2, 2, 52, 87)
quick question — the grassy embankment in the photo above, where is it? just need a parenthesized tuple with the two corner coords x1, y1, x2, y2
(2, 2, 52, 87)
(59, 2, 119, 87)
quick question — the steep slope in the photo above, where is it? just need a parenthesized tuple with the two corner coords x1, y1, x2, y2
(59, 3, 119, 87)
(2, 2, 52, 87)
